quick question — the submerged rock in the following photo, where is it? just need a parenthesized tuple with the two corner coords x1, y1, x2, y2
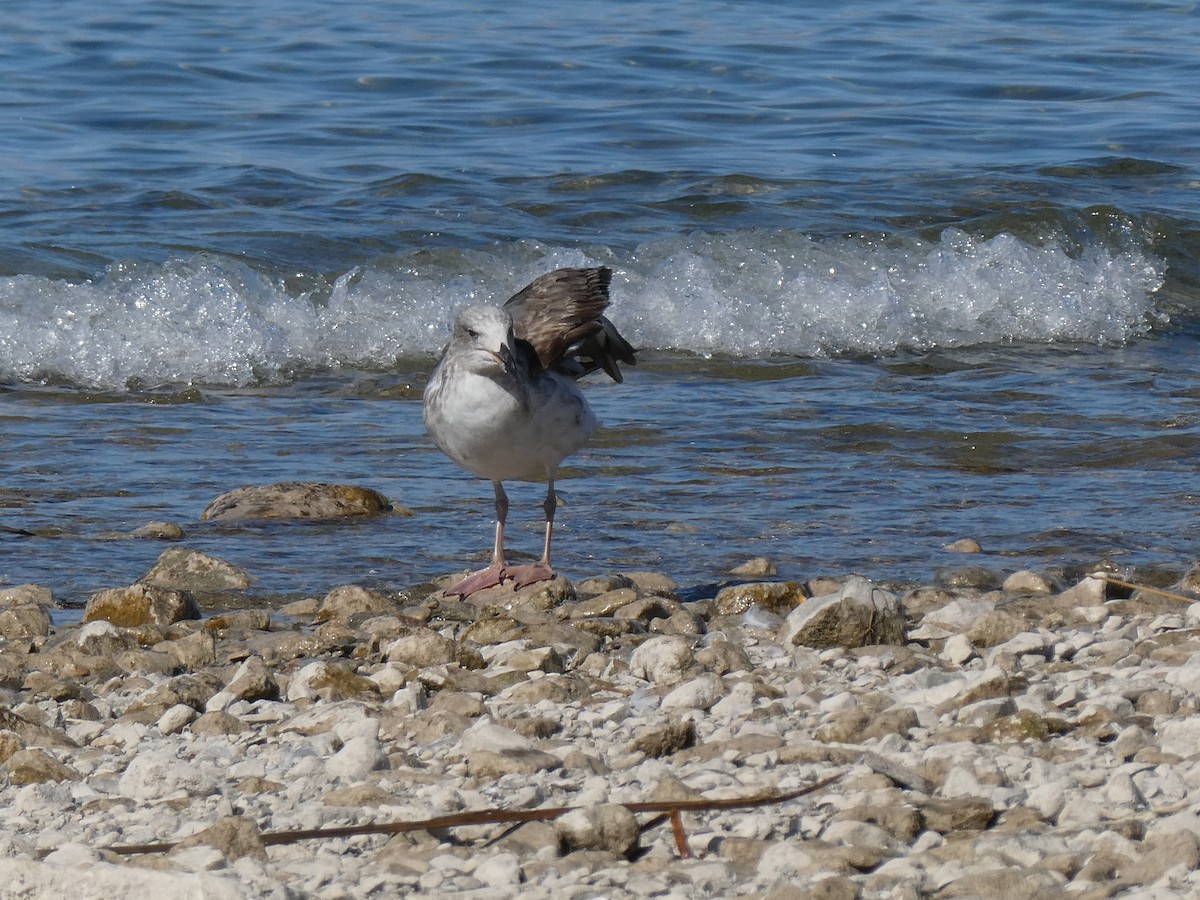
(200, 482, 392, 521)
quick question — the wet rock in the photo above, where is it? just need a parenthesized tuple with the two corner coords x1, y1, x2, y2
(142, 547, 251, 592)
(571, 588, 638, 618)
(714, 581, 805, 616)
(943, 538, 983, 553)
(130, 520, 185, 540)
(83, 583, 200, 627)
(781, 576, 905, 648)
(1003, 569, 1055, 593)
(730, 557, 778, 577)
(555, 804, 640, 858)
(200, 481, 392, 521)
(936, 565, 1001, 590)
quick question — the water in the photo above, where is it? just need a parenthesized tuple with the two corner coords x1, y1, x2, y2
(3, 0, 1200, 607)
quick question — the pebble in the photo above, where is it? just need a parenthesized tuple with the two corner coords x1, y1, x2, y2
(3, 554, 1200, 898)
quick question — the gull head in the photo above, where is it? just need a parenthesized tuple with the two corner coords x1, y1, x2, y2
(448, 305, 518, 375)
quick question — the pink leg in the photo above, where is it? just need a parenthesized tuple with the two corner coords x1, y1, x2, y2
(503, 475, 557, 588)
(444, 481, 510, 597)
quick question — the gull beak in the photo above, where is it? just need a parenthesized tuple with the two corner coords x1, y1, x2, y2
(494, 343, 518, 378)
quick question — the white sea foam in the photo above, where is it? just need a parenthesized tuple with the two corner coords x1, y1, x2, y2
(0, 229, 1166, 390)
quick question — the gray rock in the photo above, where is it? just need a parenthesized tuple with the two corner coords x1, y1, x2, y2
(142, 547, 251, 592)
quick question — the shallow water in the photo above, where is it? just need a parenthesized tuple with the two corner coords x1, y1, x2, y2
(2, 0, 1200, 606)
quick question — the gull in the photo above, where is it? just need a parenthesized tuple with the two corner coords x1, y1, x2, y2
(423, 266, 635, 597)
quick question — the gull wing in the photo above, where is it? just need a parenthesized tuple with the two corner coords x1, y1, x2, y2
(504, 266, 636, 382)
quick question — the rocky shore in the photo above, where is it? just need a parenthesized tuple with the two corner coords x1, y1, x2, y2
(4, 535, 1200, 898)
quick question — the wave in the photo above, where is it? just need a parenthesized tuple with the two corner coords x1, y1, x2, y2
(0, 227, 1167, 390)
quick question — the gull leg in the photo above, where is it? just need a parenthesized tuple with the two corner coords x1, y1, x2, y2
(506, 475, 558, 588)
(444, 481, 510, 597)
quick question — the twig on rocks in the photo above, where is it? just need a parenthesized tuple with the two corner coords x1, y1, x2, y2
(1097, 573, 1198, 605)
(106, 772, 844, 857)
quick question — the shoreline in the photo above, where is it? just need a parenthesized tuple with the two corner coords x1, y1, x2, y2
(2, 550, 1200, 898)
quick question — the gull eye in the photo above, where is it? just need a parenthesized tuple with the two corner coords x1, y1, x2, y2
(465, 327, 480, 339)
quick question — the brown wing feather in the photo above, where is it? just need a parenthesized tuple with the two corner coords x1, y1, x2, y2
(504, 267, 612, 369)
(503, 266, 637, 382)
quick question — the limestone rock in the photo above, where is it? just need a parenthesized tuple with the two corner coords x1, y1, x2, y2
(172, 816, 267, 861)
(84, 583, 200, 627)
(730, 557, 778, 577)
(142, 547, 251, 592)
(780, 577, 905, 649)
(555, 804, 640, 857)
(2, 748, 80, 784)
(0, 584, 53, 607)
(385, 630, 458, 668)
(317, 585, 399, 623)
(628, 721, 695, 758)
(468, 748, 561, 778)
(629, 634, 695, 685)
(943, 538, 982, 553)
(0, 604, 52, 639)
(201, 481, 392, 521)
(130, 520, 185, 540)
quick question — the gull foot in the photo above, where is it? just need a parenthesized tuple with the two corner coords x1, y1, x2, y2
(503, 563, 556, 589)
(443, 563, 506, 598)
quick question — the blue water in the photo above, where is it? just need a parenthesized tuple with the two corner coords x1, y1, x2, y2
(2, 0, 1200, 606)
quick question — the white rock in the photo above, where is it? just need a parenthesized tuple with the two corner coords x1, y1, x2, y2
(921, 596, 996, 630)
(941, 634, 977, 665)
(1003, 570, 1054, 593)
(1057, 794, 1105, 828)
(661, 673, 725, 711)
(326, 735, 388, 780)
(756, 840, 816, 878)
(473, 852, 522, 887)
(1157, 719, 1200, 759)
(1165, 653, 1200, 695)
(1026, 782, 1066, 821)
(0, 859, 245, 900)
(118, 749, 211, 801)
(941, 766, 986, 798)
(710, 681, 755, 718)
(1058, 575, 1107, 606)
(285, 661, 326, 702)
(630, 635, 694, 686)
(460, 718, 534, 752)
(157, 703, 198, 736)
